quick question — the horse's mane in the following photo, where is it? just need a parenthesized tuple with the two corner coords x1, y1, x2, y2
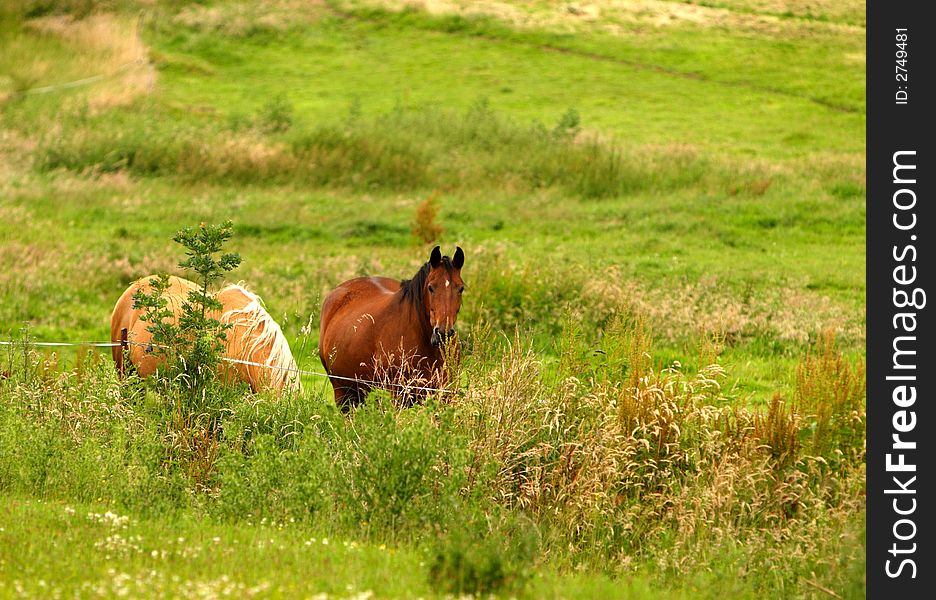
(399, 257, 454, 314)
(218, 283, 302, 392)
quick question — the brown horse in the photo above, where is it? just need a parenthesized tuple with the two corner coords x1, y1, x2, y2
(110, 275, 301, 393)
(319, 246, 465, 409)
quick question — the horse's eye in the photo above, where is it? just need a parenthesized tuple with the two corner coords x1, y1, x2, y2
(458, 287, 464, 295)
(428, 285, 435, 294)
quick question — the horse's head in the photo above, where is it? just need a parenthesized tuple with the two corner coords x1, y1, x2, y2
(425, 245, 465, 347)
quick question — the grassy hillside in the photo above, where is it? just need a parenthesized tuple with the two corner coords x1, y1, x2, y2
(1, 0, 865, 597)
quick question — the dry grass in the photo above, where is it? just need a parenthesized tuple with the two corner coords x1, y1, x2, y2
(582, 269, 864, 346)
(177, 136, 299, 181)
(339, 0, 864, 38)
(0, 129, 37, 183)
(19, 13, 153, 109)
(455, 319, 864, 581)
(793, 330, 865, 457)
(172, 0, 329, 36)
(753, 393, 799, 467)
(694, 0, 865, 25)
(0, 240, 64, 291)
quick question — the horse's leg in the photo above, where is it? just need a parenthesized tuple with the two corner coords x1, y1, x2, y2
(351, 386, 368, 408)
(332, 383, 359, 414)
(331, 382, 348, 412)
(333, 384, 369, 414)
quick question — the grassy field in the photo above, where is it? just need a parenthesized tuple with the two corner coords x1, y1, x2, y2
(1, 0, 865, 597)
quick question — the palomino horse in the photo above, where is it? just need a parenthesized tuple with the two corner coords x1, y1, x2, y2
(319, 246, 465, 409)
(110, 275, 301, 393)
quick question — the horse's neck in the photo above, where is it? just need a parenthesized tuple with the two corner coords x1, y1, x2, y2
(400, 292, 431, 333)
(392, 290, 437, 354)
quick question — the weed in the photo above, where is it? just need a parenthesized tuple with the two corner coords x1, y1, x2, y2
(794, 331, 865, 459)
(753, 393, 800, 468)
(411, 191, 444, 244)
(553, 107, 581, 139)
(257, 94, 293, 133)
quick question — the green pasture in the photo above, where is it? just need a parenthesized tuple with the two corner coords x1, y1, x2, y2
(1, 0, 865, 394)
(1, 0, 865, 597)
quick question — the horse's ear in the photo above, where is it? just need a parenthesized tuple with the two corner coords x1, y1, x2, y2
(452, 246, 464, 270)
(429, 246, 442, 267)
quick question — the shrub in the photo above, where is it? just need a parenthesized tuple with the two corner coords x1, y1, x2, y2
(429, 509, 539, 596)
(290, 124, 430, 189)
(411, 191, 444, 244)
(257, 94, 294, 133)
(0, 361, 193, 517)
(553, 107, 581, 139)
(327, 395, 469, 537)
(35, 103, 710, 198)
(212, 430, 330, 525)
(17, 0, 98, 19)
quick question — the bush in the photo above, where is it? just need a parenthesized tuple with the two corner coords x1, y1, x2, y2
(429, 509, 539, 596)
(257, 94, 293, 133)
(327, 395, 469, 537)
(212, 430, 330, 525)
(411, 191, 444, 244)
(35, 103, 710, 198)
(0, 362, 193, 517)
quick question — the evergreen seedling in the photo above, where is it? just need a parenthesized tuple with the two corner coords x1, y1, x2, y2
(132, 221, 242, 401)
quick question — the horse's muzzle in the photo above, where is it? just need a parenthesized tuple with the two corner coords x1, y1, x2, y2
(431, 327, 456, 347)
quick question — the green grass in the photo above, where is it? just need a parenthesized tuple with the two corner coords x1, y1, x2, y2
(150, 6, 862, 159)
(0, 496, 446, 598)
(1, 495, 719, 599)
(0, 0, 865, 597)
(9, 494, 847, 599)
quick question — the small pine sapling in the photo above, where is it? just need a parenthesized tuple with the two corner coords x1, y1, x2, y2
(132, 221, 242, 398)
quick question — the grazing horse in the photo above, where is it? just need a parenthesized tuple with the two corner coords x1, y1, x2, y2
(319, 246, 465, 409)
(110, 275, 301, 393)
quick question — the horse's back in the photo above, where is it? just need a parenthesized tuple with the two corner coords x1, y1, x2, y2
(321, 277, 398, 320)
(320, 277, 398, 341)
(319, 277, 400, 371)
(110, 278, 298, 393)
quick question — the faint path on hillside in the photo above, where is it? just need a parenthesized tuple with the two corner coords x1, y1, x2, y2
(326, 0, 862, 114)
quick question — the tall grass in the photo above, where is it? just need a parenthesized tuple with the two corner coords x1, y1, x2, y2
(794, 330, 865, 459)
(33, 100, 710, 199)
(0, 317, 865, 597)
